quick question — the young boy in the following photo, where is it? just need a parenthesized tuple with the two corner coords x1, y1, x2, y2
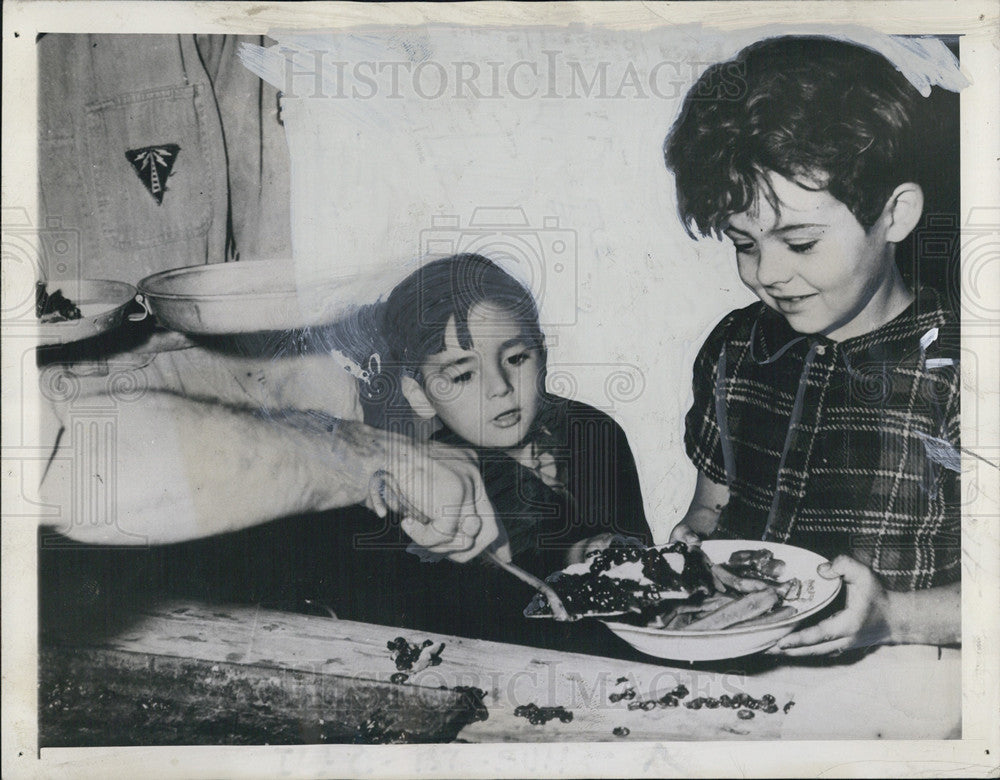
(380, 253, 651, 567)
(363, 253, 652, 647)
(664, 36, 960, 655)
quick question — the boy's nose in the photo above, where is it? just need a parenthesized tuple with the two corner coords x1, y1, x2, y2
(486, 367, 514, 398)
(754, 247, 796, 287)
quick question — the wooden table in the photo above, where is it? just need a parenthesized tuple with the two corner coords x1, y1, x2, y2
(40, 600, 961, 745)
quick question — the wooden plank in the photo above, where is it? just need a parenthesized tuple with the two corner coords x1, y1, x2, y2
(41, 600, 960, 744)
(39, 645, 485, 746)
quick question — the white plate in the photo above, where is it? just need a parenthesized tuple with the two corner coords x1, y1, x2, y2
(138, 261, 376, 335)
(600, 540, 841, 661)
(37, 279, 137, 346)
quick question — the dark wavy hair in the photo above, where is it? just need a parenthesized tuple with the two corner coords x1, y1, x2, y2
(380, 253, 545, 382)
(664, 36, 925, 237)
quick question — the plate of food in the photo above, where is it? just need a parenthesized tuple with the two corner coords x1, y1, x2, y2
(36, 279, 138, 345)
(524, 539, 841, 661)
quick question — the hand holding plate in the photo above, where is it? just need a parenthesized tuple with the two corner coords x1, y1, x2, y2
(767, 555, 891, 656)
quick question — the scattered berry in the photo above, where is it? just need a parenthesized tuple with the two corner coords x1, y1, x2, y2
(389, 672, 409, 684)
(610, 686, 637, 704)
(613, 726, 630, 737)
(514, 703, 573, 726)
(386, 636, 446, 671)
(783, 701, 795, 714)
(737, 709, 755, 720)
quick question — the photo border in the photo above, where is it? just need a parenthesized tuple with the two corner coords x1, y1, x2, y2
(3, 2, 997, 777)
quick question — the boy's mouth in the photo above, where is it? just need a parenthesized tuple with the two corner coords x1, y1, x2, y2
(492, 409, 522, 428)
(772, 293, 817, 311)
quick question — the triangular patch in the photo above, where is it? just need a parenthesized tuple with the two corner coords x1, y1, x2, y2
(125, 144, 180, 205)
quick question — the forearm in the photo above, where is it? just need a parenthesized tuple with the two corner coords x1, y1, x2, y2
(41, 392, 391, 545)
(678, 471, 729, 538)
(884, 582, 961, 646)
(681, 505, 723, 538)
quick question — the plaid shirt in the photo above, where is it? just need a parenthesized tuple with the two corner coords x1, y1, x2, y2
(686, 288, 960, 591)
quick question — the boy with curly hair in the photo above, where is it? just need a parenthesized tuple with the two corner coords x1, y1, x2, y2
(664, 36, 960, 655)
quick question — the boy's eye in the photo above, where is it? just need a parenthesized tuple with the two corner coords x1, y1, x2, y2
(451, 371, 475, 384)
(731, 241, 756, 255)
(787, 240, 819, 254)
(506, 350, 532, 367)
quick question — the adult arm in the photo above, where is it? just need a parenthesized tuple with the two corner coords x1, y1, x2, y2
(770, 556, 960, 655)
(40, 390, 500, 562)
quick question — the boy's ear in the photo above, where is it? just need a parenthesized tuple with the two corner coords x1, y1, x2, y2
(400, 375, 437, 420)
(878, 182, 924, 243)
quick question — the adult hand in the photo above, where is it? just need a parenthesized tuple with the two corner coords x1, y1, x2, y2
(367, 441, 506, 564)
(767, 555, 892, 657)
(668, 521, 702, 547)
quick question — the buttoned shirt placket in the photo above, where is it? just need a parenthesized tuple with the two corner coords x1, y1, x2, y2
(762, 340, 836, 543)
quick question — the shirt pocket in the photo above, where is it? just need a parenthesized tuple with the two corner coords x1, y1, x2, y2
(83, 84, 219, 251)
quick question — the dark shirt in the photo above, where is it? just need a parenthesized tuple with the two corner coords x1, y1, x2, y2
(685, 288, 960, 591)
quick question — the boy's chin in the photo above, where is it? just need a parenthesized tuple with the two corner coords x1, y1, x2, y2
(478, 433, 530, 450)
(778, 312, 850, 340)
(766, 305, 825, 336)
(473, 424, 533, 450)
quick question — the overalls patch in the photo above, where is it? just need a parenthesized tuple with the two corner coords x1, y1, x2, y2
(125, 144, 180, 204)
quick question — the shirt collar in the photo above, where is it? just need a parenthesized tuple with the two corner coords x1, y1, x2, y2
(750, 305, 810, 365)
